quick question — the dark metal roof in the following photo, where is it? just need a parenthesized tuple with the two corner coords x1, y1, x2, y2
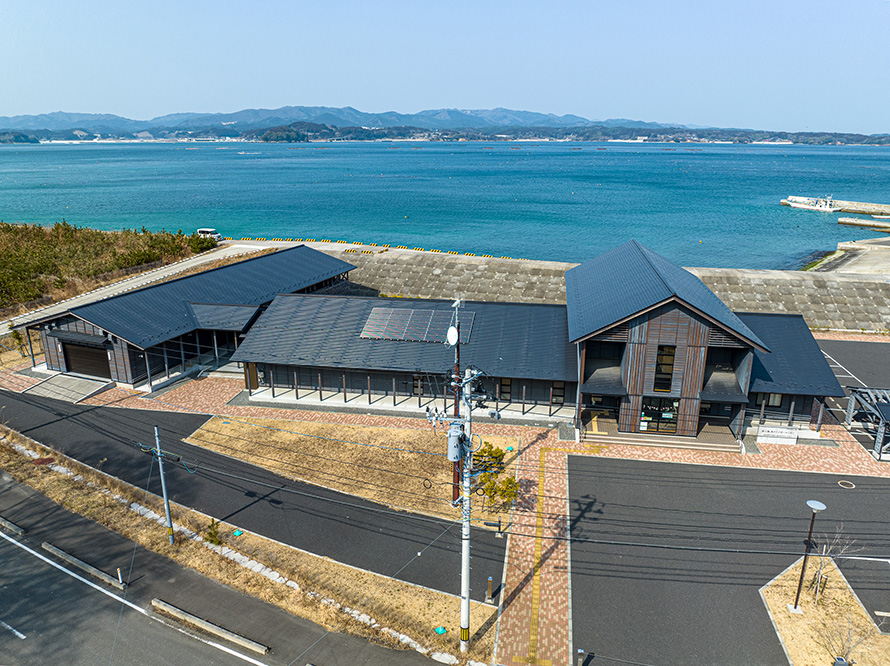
(186, 303, 260, 331)
(46, 329, 110, 347)
(565, 240, 767, 350)
(580, 360, 626, 395)
(700, 369, 748, 403)
(738, 312, 845, 398)
(65, 246, 354, 349)
(232, 294, 578, 381)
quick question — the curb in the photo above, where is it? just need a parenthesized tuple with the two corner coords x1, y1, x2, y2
(0, 515, 25, 536)
(41, 541, 125, 591)
(151, 598, 270, 655)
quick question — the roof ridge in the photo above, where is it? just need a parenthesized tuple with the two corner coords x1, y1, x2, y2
(632, 239, 675, 297)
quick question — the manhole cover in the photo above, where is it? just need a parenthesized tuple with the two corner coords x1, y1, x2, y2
(838, 480, 856, 489)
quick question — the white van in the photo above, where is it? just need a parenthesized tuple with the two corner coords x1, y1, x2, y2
(196, 228, 223, 241)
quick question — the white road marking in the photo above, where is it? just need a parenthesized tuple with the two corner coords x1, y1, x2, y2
(822, 351, 867, 387)
(0, 532, 268, 665)
(842, 556, 890, 565)
(0, 619, 26, 639)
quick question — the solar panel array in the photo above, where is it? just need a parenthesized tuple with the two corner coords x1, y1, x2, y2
(360, 308, 474, 343)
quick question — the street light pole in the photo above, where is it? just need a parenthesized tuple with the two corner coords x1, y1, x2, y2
(793, 499, 826, 610)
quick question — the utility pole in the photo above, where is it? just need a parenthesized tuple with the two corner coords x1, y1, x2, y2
(434, 365, 497, 651)
(153, 426, 175, 545)
(452, 298, 461, 503)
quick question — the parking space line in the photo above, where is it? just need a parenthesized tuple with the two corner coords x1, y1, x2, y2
(0, 619, 26, 640)
(822, 351, 867, 387)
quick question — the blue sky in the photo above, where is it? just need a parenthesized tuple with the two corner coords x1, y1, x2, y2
(1, 0, 888, 133)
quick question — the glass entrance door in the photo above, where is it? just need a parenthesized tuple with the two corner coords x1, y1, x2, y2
(640, 397, 680, 433)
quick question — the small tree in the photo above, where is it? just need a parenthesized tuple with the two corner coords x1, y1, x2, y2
(816, 615, 885, 663)
(473, 442, 517, 507)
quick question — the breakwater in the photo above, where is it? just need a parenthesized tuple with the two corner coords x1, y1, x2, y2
(782, 196, 890, 215)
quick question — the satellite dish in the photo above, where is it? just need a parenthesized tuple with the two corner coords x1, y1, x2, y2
(446, 326, 459, 346)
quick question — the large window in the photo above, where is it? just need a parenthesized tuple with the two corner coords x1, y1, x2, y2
(499, 378, 512, 401)
(641, 397, 680, 433)
(654, 345, 676, 392)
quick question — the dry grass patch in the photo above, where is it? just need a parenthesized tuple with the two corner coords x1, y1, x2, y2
(186, 416, 520, 523)
(0, 426, 498, 662)
(762, 557, 889, 665)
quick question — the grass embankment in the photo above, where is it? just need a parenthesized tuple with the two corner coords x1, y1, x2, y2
(0, 221, 217, 315)
(186, 416, 519, 524)
(0, 426, 499, 662)
(762, 558, 889, 665)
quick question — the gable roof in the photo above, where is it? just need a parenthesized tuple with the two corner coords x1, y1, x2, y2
(67, 245, 354, 349)
(232, 294, 577, 381)
(564, 240, 767, 350)
(738, 312, 845, 398)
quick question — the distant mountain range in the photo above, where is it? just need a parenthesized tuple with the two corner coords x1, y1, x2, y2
(2, 106, 888, 146)
(0, 106, 683, 133)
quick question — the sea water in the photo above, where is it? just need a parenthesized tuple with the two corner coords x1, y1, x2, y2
(0, 141, 886, 268)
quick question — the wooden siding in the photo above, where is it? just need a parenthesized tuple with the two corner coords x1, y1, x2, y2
(677, 398, 701, 436)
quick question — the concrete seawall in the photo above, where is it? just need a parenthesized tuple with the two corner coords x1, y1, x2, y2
(320, 246, 890, 334)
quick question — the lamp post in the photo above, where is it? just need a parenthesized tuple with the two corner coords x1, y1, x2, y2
(793, 499, 826, 610)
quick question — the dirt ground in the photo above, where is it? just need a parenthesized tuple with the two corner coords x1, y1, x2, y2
(0, 426, 498, 662)
(761, 557, 889, 665)
(186, 415, 520, 524)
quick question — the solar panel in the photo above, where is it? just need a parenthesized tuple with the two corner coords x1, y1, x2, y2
(360, 308, 474, 343)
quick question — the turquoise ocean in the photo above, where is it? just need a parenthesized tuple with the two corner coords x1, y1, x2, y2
(0, 141, 887, 268)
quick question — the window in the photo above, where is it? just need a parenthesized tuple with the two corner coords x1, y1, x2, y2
(754, 393, 782, 407)
(653, 345, 676, 392)
(699, 402, 712, 415)
(499, 378, 512, 401)
(413, 375, 424, 396)
(552, 381, 565, 405)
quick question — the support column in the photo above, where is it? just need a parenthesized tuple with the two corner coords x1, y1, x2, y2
(212, 331, 219, 365)
(788, 397, 795, 427)
(549, 385, 553, 417)
(163, 345, 170, 378)
(875, 421, 887, 460)
(294, 369, 299, 399)
(368, 375, 372, 405)
(270, 366, 275, 398)
(522, 385, 526, 415)
(342, 373, 347, 403)
(816, 402, 825, 432)
(759, 398, 766, 425)
(318, 371, 323, 400)
(180, 339, 186, 372)
(144, 354, 153, 390)
(393, 377, 397, 406)
(26, 329, 36, 368)
(845, 393, 857, 425)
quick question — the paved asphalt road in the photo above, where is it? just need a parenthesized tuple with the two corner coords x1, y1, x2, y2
(568, 457, 890, 665)
(0, 534, 254, 666)
(0, 390, 505, 603)
(0, 474, 431, 666)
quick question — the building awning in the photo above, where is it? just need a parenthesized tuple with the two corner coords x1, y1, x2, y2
(699, 368, 748, 403)
(580, 360, 626, 396)
(46, 330, 110, 348)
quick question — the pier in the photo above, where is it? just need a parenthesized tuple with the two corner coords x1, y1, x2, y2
(838, 217, 890, 233)
(781, 196, 890, 215)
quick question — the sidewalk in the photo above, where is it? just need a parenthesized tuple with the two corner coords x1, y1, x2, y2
(0, 472, 428, 666)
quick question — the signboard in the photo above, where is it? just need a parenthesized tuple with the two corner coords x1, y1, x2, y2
(756, 426, 799, 446)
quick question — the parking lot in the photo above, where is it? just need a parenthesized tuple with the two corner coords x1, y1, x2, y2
(569, 457, 890, 665)
(818, 339, 890, 454)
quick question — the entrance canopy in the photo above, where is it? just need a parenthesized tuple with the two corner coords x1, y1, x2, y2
(845, 387, 890, 458)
